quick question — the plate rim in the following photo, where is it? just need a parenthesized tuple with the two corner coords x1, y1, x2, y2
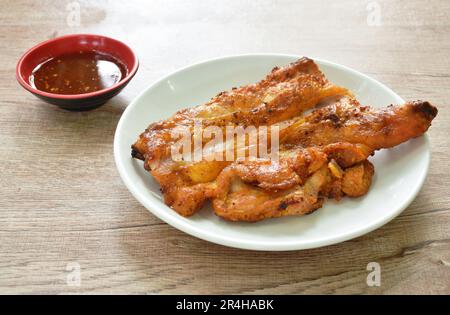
(114, 53, 430, 251)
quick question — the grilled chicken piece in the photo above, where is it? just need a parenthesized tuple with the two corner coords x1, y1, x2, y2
(211, 99, 437, 221)
(131, 57, 438, 221)
(211, 143, 373, 221)
(213, 165, 332, 222)
(281, 97, 438, 151)
(132, 57, 350, 167)
(132, 58, 351, 216)
(213, 160, 375, 222)
(156, 142, 369, 217)
(140, 98, 436, 218)
(214, 143, 370, 193)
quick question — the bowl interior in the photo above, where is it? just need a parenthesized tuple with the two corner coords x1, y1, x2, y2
(17, 34, 137, 90)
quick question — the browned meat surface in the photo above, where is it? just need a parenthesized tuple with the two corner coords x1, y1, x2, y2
(131, 57, 438, 221)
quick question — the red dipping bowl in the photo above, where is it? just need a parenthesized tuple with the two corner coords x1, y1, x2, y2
(16, 34, 139, 111)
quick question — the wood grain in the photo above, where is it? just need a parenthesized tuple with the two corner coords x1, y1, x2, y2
(0, 0, 449, 294)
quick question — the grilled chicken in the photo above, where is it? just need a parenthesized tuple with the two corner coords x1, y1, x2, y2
(211, 98, 437, 221)
(131, 58, 437, 221)
(213, 160, 375, 222)
(132, 57, 350, 166)
(132, 57, 351, 216)
(281, 97, 438, 150)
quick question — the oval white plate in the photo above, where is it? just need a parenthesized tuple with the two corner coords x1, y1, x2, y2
(114, 54, 430, 251)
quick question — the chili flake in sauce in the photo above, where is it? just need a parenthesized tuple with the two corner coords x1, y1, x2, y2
(30, 50, 127, 95)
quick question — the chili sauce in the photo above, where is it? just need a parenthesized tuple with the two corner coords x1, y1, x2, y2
(30, 51, 127, 95)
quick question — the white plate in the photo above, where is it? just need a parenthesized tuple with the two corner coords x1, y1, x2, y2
(114, 54, 430, 251)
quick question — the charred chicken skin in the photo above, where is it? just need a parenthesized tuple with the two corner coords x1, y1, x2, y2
(132, 57, 350, 166)
(131, 58, 437, 222)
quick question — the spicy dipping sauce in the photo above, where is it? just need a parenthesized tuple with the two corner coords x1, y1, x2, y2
(30, 51, 127, 95)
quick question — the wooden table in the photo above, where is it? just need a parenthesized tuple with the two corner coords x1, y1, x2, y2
(1, 0, 449, 294)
